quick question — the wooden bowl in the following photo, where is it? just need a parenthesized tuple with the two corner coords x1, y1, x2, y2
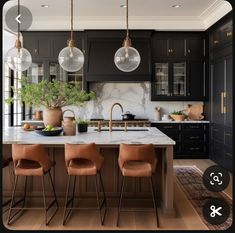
(170, 114, 186, 121)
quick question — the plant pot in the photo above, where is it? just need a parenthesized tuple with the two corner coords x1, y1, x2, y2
(170, 114, 186, 121)
(77, 123, 88, 133)
(43, 107, 63, 127)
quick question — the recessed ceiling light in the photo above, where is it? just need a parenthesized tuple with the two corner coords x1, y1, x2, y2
(120, 4, 127, 8)
(172, 4, 181, 8)
(41, 4, 49, 8)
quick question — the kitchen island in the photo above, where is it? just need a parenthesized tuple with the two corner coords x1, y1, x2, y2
(3, 127, 175, 217)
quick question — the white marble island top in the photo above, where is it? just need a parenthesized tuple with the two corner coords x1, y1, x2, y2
(3, 127, 175, 146)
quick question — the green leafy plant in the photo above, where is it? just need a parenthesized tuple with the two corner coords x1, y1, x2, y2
(76, 118, 90, 125)
(5, 76, 95, 108)
(171, 110, 185, 115)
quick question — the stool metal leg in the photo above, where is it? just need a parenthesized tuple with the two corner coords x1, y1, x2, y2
(149, 176, 159, 227)
(63, 175, 71, 225)
(98, 171, 107, 222)
(116, 176, 125, 227)
(7, 175, 18, 224)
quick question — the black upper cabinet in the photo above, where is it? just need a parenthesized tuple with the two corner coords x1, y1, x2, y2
(84, 30, 152, 82)
(23, 32, 84, 59)
(152, 32, 205, 60)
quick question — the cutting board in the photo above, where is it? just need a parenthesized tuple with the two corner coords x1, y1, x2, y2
(187, 104, 204, 121)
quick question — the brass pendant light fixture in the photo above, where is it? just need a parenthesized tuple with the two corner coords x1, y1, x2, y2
(5, 0, 32, 72)
(58, 0, 84, 72)
(114, 0, 141, 72)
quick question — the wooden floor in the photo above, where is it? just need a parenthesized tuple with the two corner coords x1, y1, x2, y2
(2, 159, 232, 230)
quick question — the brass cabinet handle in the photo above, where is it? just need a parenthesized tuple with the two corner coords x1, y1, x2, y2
(34, 49, 38, 54)
(189, 136, 200, 139)
(190, 147, 200, 150)
(223, 92, 226, 114)
(225, 133, 232, 136)
(226, 31, 232, 37)
(226, 152, 232, 157)
(190, 126, 199, 129)
(188, 49, 191, 53)
(164, 126, 173, 129)
(214, 40, 219, 44)
(171, 49, 174, 53)
(221, 92, 224, 114)
(168, 49, 171, 53)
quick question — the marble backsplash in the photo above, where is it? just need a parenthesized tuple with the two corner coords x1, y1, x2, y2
(65, 82, 203, 121)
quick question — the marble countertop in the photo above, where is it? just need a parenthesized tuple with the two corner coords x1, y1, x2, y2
(151, 120, 210, 123)
(3, 127, 175, 146)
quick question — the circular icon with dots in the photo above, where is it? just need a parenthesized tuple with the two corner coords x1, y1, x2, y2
(202, 165, 230, 192)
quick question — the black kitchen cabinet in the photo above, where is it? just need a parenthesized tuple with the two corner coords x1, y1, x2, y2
(84, 30, 152, 82)
(151, 60, 206, 101)
(208, 13, 233, 172)
(152, 32, 205, 59)
(151, 123, 209, 159)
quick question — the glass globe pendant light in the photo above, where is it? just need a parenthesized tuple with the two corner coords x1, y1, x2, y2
(5, 0, 32, 72)
(58, 0, 84, 72)
(114, 0, 140, 72)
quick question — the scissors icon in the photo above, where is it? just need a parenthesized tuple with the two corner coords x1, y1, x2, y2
(210, 205, 222, 218)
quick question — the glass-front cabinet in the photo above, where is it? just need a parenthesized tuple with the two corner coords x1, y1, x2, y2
(152, 61, 189, 100)
(25, 61, 83, 86)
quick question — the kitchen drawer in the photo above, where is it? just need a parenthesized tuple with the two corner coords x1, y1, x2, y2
(165, 132, 180, 141)
(182, 142, 205, 153)
(212, 124, 224, 142)
(182, 124, 204, 131)
(182, 132, 205, 141)
(155, 123, 180, 131)
(224, 128, 232, 146)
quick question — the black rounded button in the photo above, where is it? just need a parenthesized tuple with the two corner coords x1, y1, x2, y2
(203, 198, 230, 225)
(202, 165, 230, 192)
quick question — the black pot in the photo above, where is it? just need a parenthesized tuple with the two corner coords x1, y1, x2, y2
(122, 111, 136, 121)
(77, 123, 88, 133)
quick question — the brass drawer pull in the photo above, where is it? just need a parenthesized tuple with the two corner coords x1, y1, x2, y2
(189, 136, 200, 139)
(226, 152, 232, 157)
(164, 126, 173, 129)
(190, 126, 200, 129)
(226, 32, 232, 37)
(190, 147, 200, 150)
(225, 133, 232, 136)
(214, 40, 219, 44)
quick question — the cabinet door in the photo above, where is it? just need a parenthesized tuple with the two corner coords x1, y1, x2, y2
(153, 39, 168, 58)
(153, 63, 170, 97)
(169, 39, 185, 58)
(212, 59, 225, 125)
(188, 61, 204, 100)
(23, 36, 38, 58)
(37, 37, 52, 58)
(52, 34, 68, 58)
(24, 62, 45, 83)
(172, 62, 187, 97)
(186, 38, 204, 59)
(225, 55, 232, 127)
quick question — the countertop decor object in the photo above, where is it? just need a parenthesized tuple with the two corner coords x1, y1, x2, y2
(155, 107, 161, 121)
(76, 118, 89, 133)
(4, 0, 32, 72)
(35, 127, 63, 136)
(58, 0, 84, 72)
(114, 0, 141, 72)
(170, 110, 186, 121)
(5, 77, 95, 127)
(62, 110, 76, 136)
(187, 104, 204, 121)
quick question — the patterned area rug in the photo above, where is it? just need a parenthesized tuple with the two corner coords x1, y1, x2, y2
(174, 165, 232, 230)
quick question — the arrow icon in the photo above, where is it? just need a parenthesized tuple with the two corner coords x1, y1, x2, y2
(15, 14, 21, 24)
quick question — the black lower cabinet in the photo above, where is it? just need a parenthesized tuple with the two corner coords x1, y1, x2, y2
(151, 123, 209, 159)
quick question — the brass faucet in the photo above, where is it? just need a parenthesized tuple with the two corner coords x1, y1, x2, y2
(109, 103, 124, 132)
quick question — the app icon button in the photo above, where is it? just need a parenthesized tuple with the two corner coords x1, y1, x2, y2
(5, 5, 33, 32)
(203, 198, 230, 225)
(203, 165, 230, 192)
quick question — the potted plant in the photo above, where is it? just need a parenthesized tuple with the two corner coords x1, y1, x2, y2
(5, 76, 95, 126)
(170, 110, 186, 121)
(76, 118, 89, 133)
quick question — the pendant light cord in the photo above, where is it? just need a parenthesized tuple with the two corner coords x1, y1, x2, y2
(126, 0, 129, 38)
(70, 0, 73, 41)
(17, 0, 20, 41)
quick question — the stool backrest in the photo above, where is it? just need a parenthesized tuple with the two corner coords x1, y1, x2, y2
(65, 143, 103, 169)
(119, 143, 156, 168)
(12, 144, 52, 172)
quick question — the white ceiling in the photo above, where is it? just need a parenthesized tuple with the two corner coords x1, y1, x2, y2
(3, 0, 233, 31)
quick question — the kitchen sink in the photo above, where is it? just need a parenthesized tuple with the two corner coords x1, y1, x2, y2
(94, 128, 149, 132)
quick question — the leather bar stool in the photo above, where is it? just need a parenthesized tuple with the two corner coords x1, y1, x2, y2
(117, 143, 159, 227)
(2, 156, 13, 212)
(8, 144, 58, 225)
(63, 143, 107, 225)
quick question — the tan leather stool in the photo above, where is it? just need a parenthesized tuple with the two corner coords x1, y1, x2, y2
(117, 143, 159, 227)
(8, 144, 58, 225)
(63, 143, 107, 225)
